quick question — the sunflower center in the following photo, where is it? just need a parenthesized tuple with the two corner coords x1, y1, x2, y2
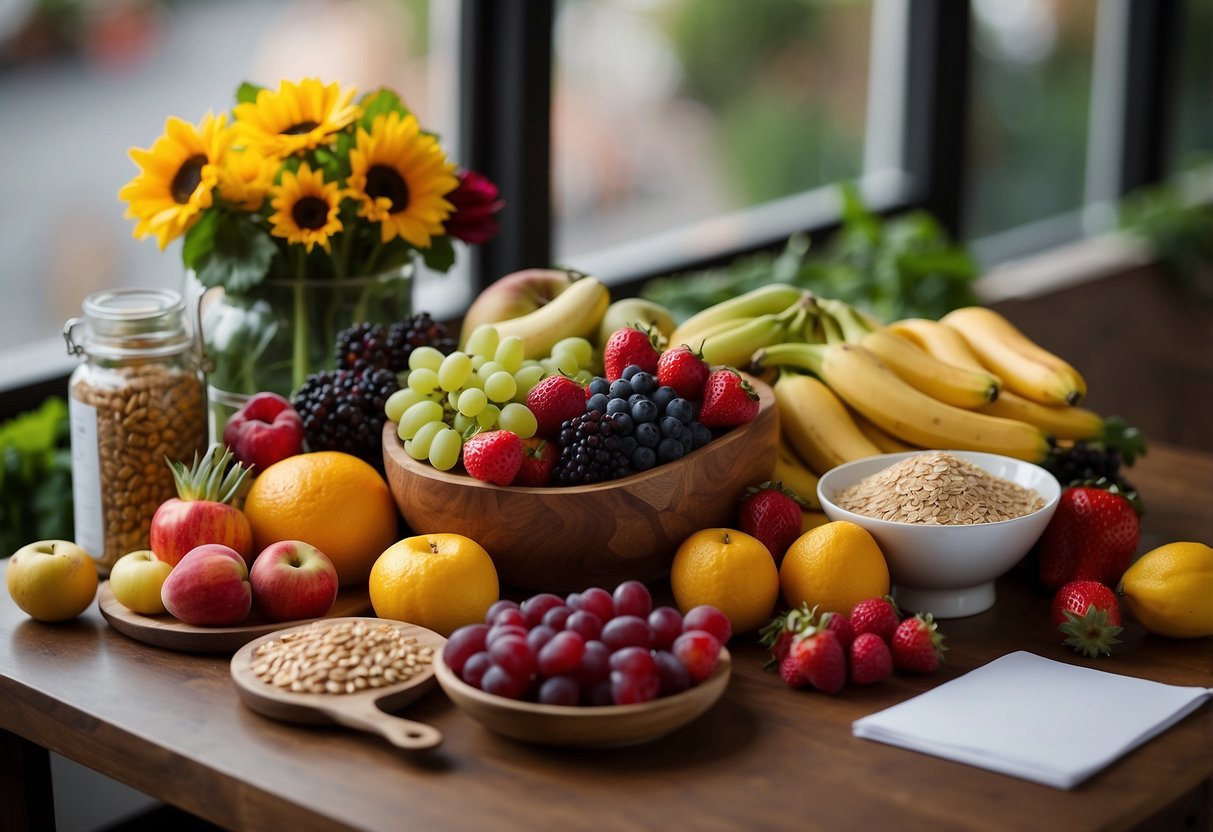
(366, 165, 410, 213)
(281, 121, 320, 136)
(292, 196, 330, 231)
(170, 154, 208, 204)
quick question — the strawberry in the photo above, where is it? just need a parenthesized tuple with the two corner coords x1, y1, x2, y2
(514, 437, 558, 487)
(780, 629, 845, 693)
(738, 482, 803, 563)
(699, 368, 759, 428)
(1038, 485, 1141, 590)
(891, 613, 946, 673)
(525, 375, 586, 437)
(758, 603, 817, 665)
(850, 597, 901, 644)
(461, 430, 523, 486)
(1051, 580, 1123, 658)
(849, 632, 893, 685)
(656, 345, 710, 400)
(603, 326, 661, 381)
(819, 610, 854, 651)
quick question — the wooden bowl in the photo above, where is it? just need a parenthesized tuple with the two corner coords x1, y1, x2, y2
(432, 647, 731, 747)
(382, 374, 778, 592)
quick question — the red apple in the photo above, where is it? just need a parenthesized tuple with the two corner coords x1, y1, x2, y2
(249, 540, 339, 622)
(149, 445, 254, 566)
(161, 544, 251, 626)
(459, 268, 576, 345)
(223, 392, 305, 472)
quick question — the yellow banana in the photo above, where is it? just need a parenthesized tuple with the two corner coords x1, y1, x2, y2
(940, 306, 1087, 406)
(490, 276, 610, 359)
(773, 372, 882, 474)
(850, 409, 917, 453)
(976, 394, 1104, 441)
(858, 328, 1001, 408)
(759, 342, 1051, 462)
(773, 438, 823, 509)
(668, 283, 808, 348)
(888, 317, 988, 372)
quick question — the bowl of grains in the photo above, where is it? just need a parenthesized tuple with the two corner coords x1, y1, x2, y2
(817, 451, 1060, 618)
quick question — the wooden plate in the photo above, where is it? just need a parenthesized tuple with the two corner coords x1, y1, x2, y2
(433, 648, 731, 748)
(98, 581, 373, 654)
(383, 373, 777, 592)
(230, 617, 445, 751)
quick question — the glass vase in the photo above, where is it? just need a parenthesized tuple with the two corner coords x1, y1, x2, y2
(195, 260, 414, 442)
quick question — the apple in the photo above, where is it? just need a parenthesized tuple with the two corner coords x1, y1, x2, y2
(459, 268, 576, 346)
(249, 540, 338, 622)
(596, 298, 677, 350)
(160, 544, 251, 626)
(150, 446, 254, 567)
(6, 539, 98, 622)
(223, 392, 305, 472)
(108, 549, 173, 615)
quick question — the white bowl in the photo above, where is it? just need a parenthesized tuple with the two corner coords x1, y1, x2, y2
(817, 451, 1060, 619)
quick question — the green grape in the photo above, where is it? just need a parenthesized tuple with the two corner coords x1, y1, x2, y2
(457, 386, 488, 417)
(511, 364, 546, 399)
(552, 337, 593, 368)
(550, 348, 580, 376)
(397, 399, 445, 440)
(477, 360, 505, 381)
(428, 427, 463, 471)
(453, 412, 477, 435)
(407, 367, 441, 395)
(483, 370, 517, 403)
(405, 420, 446, 461)
(498, 403, 538, 439)
(494, 335, 526, 373)
(408, 346, 446, 372)
(574, 369, 594, 385)
(385, 387, 427, 422)
(437, 351, 474, 392)
(477, 403, 501, 429)
(464, 325, 499, 359)
(539, 357, 560, 376)
(470, 353, 487, 371)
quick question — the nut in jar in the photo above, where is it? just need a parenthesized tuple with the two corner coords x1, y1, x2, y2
(65, 289, 208, 571)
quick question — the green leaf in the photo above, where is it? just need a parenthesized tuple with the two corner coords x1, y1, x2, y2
(194, 214, 277, 293)
(0, 398, 74, 556)
(420, 235, 455, 273)
(1100, 416, 1148, 466)
(235, 82, 265, 105)
(359, 88, 407, 130)
(182, 210, 219, 271)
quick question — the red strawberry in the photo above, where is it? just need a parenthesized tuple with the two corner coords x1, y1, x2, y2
(525, 375, 586, 437)
(891, 613, 946, 673)
(461, 430, 523, 486)
(758, 602, 816, 665)
(603, 326, 661, 381)
(850, 597, 900, 644)
(699, 367, 760, 428)
(514, 437, 558, 487)
(819, 610, 854, 651)
(738, 482, 802, 563)
(1051, 580, 1123, 658)
(1038, 486, 1140, 590)
(849, 632, 893, 685)
(780, 629, 845, 693)
(657, 345, 710, 399)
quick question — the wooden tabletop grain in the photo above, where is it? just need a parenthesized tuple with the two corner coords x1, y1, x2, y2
(1, 443, 1211, 832)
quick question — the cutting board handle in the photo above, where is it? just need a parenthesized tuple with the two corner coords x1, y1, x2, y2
(322, 697, 443, 750)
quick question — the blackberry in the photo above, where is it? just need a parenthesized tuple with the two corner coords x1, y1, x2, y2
(334, 312, 456, 373)
(1042, 440, 1134, 492)
(335, 322, 391, 371)
(552, 411, 633, 486)
(385, 312, 457, 367)
(292, 366, 400, 466)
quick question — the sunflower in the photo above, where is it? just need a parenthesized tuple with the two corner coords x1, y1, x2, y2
(234, 78, 359, 158)
(218, 146, 276, 212)
(347, 111, 459, 248)
(268, 162, 344, 253)
(119, 112, 233, 250)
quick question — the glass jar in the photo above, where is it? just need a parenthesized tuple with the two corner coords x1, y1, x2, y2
(63, 288, 208, 573)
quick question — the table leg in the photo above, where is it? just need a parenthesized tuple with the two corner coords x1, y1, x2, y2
(0, 729, 56, 832)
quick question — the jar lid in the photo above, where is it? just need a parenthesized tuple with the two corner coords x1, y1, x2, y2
(68, 288, 193, 358)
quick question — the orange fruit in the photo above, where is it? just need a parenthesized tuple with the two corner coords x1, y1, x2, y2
(780, 520, 889, 616)
(369, 533, 499, 636)
(243, 451, 398, 586)
(670, 528, 779, 633)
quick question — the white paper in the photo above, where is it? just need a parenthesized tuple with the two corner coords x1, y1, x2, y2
(852, 651, 1213, 789)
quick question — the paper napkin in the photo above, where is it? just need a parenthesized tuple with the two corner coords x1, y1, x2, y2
(852, 651, 1213, 789)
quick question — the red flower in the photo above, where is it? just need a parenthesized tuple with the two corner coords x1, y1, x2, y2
(445, 169, 504, 245)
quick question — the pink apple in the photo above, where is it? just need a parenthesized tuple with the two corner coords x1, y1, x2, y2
(249, 540, 338, 622)
(459, 268, 576, 344)
(161, 544, 251, 626)
(223, 392, 305, 472)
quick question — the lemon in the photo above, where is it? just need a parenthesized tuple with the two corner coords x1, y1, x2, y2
(1119, 541, 1213, 639)
(369, 533, 499, 636)
(671, 528, 779, 633)
(780, 521, 890, 616)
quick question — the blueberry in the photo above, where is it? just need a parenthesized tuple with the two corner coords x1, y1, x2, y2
(620, 436, 638, 455)
(612, 413, 635, 435)
(631, 399, 658, 424)
(665, 397, 693, 424)
(652, 385, 677, 412)
(609, 379, 633, 399)
(621, 365, 642, 380)
(606, 398, 630, 416)
(586, 392, 609, 413)
(631, 446, 657, 471)
(657, 437, 685, 463)
(630, 372, 656, 394)
(689, 420, 713, 448)
(635, 422, 660, 448)
(628, 393, 647, 407)
(588, 377, 610, 396)
(659, 416, 683, 438)
(679, 431, 693, 452)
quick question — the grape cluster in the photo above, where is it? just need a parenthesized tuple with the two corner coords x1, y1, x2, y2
(292, 366, 400, 465)
(582, 365, 713, 473)
(1043, 440, 1134, 492)
(335, 313, 456, 373)
(444, 581, 730, 706)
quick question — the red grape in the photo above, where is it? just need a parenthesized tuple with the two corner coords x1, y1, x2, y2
(610, 667, 660, 705)
(647, 606, 684, 650)
(481, 664, 526, 699)
(486, 623, 528, 646)
(654, 650, 691, 696)
(587, 680, 614, 706)
(579, 587, 615, 621)
(682, 604, 732, 645)
(538, 675, 580, 706)
(565, 610, 603, 641)
(565, 592, 582, 610)
(444, 623, 488, 674)
(538, 630, 586, 676)
(488, 634, 537, 681)
(461, 651, 492, 688)
(672, 630, 720, 683)
(608, 645, 656, 677)
(602, 614, 651, 651)
(521, 592, 564, 627)
(541, 605, 572, 630)
(491, 606, 527, 628)
(574, 640, 612, 687)
(485, 599, 519, 624)
(525, 624, 557, 654)
(613, 580, 653, 618)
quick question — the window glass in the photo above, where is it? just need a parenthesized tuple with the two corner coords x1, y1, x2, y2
(1171, 0, 1213, 172)
(0, 0, 454, 371)
(551, 0, 873, 261)
(964, 0, 1097, 239)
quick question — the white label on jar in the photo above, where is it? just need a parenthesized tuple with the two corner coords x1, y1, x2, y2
(68, 395, 104, 562)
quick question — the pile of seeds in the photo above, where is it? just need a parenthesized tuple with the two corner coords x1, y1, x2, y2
(250, 619, 434, 695)
(833, 452, 1046, 525)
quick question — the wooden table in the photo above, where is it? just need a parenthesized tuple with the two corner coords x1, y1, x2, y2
(2, 444, 1211, 832)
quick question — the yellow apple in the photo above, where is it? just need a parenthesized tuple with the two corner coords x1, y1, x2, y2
(6, 539, 99, 622)
(109, 549, 173, 615)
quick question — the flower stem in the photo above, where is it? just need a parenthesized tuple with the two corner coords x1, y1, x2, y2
(292, 251, 308, 393)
